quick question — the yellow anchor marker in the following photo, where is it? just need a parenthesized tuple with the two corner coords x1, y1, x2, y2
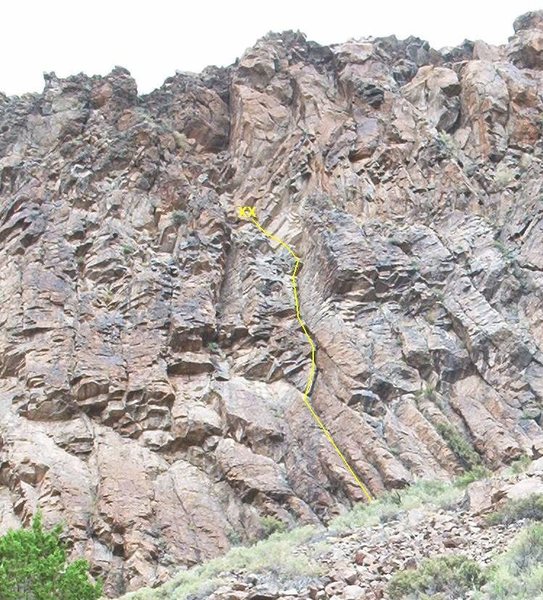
(238, 205, 373, 502)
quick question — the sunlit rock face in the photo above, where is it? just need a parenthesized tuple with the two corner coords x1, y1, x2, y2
(2, 12, 543, 595)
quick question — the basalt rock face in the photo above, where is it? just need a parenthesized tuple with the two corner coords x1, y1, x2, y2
(1, 12, 543, 596)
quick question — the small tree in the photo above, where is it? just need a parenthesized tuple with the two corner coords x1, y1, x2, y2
(0, 512, 102, 600)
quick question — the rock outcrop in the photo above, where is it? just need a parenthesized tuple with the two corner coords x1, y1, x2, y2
(2, 11, 543, 596)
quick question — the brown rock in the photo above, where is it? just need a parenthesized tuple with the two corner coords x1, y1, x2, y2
(527, 457, 543, 475)
(508, 29, 543, 69)
(247, 587, 279, 600)
(442, 535, 462, 548)
(343, 585, 365, 600)
(343, 567, 358, 585)
(514, 11, 543, 32)
(504, 477, 543, 500)
(354, 549, 366, 566)
(324, 581, 345, 595)
(402, 66, 460, 132)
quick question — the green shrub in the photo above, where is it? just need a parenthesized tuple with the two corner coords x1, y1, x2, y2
(172, 210, 188, 225)
(508, 455, 532, 475)
(437, 131, 459, 157)
(173, 131, 191, 151)
(436, 423, 481, 469)
(376, 502, 403, 524)
(507, 523, 543, 575)
(494, 239, 515, 263)
(330, 480, 462, 531)
(486, 495, 543, 526)
(415, 384, 436, 401)
(259, 516, 287, 538)
(122, 244, 136, 256)
(392, 480, 462, 512)
(0, 512, 102, 600)
(481, 524, 543, 599)
(388, 554, 486, 599)
(226, 529, 242, 547)
(389, 523, 543, 600)
(494, 165, 517, 190)
(330, 495, 402, 531)
(454, 465, 491, 488)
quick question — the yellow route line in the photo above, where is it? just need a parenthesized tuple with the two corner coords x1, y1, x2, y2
(239, 206, 373, 503)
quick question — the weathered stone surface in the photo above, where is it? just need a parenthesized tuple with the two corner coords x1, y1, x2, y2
(465, 479, 498, 514)
(504, 476, 543, 500)
(2, 11, 543, 597)
(402, 66, 460, 131)
(509, 11, 543, 69)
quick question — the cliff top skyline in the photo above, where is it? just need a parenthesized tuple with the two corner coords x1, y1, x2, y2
(3, 0, 538, 96)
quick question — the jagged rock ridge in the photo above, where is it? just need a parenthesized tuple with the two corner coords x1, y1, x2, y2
(1, 10, 543, 596)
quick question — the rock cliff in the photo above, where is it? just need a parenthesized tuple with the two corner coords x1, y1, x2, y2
(2, 10, 543, 596)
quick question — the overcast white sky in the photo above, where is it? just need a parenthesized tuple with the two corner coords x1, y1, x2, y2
(2, 1, 539, 96)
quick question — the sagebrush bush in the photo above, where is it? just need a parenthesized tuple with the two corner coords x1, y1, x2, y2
(172, 210, 188, 225)
(436, 422, 481, 469)
(508, 455, 532, 475)
(508, 523, 543, 575)
(479, 524, 543, 599)
(454, 465, 490, 488)
(259, 516, 287, 538)
(487, 494, 543, 526)
(226, 529, 242, 546)
(437, 131, 460, 158)
(388, 554, 486, 599)
(0, 512, 102, 600)
(330, 479, 462, 531)
(494, 165, 516, 189)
